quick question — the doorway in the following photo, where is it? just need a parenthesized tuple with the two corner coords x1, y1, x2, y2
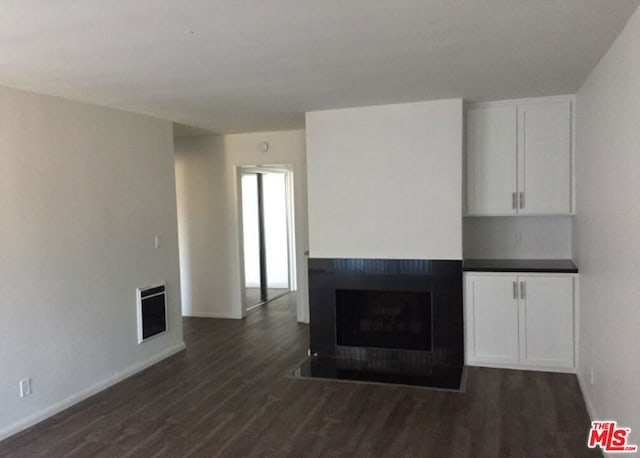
(240, 166, 295, 310)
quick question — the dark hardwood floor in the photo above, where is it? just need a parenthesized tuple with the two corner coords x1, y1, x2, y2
(0, 293, 597, 457)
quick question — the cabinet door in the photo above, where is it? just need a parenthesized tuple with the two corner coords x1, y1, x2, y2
(465, 275, 519, 365)
(466, 106, 517, 215)
(518, 276, 574, 369)
(517, 101, 572, 214)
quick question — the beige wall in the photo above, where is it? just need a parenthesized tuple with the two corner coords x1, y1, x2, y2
(174, 130, 309, 322)
(0, 86, 183, 439)
(575, 4, 640, 434)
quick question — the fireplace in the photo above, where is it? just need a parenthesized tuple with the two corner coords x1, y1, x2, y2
(336, 289, 431, 351)
(296, 258, 464, 390)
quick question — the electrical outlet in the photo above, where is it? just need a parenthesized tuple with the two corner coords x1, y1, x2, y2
(19, 378, 32, 398)
(154, 235, 161, 249)
(514, 231, 522, 245)
(590, 368, 595, 385)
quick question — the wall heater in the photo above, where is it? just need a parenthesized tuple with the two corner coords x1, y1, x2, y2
(137, 283, 167, 343)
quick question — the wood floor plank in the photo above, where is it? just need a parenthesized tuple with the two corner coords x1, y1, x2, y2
(0, 293, 598, 457)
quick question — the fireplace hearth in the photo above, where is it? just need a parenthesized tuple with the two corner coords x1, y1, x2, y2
(296, 258, 464, 390)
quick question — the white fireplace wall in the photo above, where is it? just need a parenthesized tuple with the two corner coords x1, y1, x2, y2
(305, 99, 463, 260)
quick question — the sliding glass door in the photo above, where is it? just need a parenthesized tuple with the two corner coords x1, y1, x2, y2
(241, 170, 291, 309)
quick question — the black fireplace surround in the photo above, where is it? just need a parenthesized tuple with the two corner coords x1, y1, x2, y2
(304, 258, 463, 389)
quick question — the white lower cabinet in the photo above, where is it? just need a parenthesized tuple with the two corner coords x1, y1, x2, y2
(464, 273, 576, 371)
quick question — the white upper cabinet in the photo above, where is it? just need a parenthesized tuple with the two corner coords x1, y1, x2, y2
(517, 101, 572, 214)
(466, 106, 518, 215)
(466, 96, 574, 216)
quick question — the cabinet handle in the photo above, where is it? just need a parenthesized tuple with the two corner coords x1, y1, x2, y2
(520, 281, 526, 299)
(513, 281, 518, 299)
(512, 192, 517, 209)
(519, 192, 525, 209)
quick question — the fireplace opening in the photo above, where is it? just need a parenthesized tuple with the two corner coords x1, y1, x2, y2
(335, 289, 432, 351)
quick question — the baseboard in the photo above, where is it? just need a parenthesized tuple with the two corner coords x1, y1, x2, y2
(0, 342, 186, 442)
(576, 372, 608, 458)
(576, 370, 598, 421)
(465, 361, 576, 374)
(184, 311, 242, 319)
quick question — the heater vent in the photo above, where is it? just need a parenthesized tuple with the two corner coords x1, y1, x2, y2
(137, 283, 167, 343)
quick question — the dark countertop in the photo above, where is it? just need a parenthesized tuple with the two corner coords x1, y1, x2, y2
(463, 259, 578, 274)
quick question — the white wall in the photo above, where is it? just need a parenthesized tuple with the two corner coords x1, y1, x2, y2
(464, 216, 573, 259)
(574, 4, 640, 436)
(174, 130, 309, 321)
(306, 99, 463, 260)
(0, 86, 184, 439)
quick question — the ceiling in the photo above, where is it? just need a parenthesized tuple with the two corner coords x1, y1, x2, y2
(1, 1, 638, 134)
